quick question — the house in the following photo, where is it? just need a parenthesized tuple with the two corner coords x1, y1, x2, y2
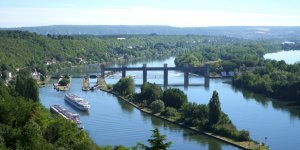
(31, 69, 40, 80)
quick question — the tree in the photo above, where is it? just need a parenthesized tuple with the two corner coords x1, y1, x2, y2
(147, 128, 172, 150)
(15, 72, 39, 102)
(150, 100, 165, 114)
(181, 102, 209, 127)
(27, 77, 39, 102)
(58, 78, 70, 86)
(140, 82, 163, 104)
(208, 91, 221, 125)
(163, 88, 187, 109)
(113, 77, 135, 97)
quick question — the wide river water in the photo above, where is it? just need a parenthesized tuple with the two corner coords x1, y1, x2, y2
(40, 54, 300, 150)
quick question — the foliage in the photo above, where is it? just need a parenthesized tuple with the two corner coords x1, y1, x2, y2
(162, 88, 187, 109)
(15, 70, 39, 102)
(58, 78, 70, 86)
(140, 82, 163, 105)
(211, 124, 250, 142)
(113, 77, 135, 97)
(150, 100, 165, 114)
(161, 107, 178, 118)
(233, 59, 300, 102)
(208, 91, 221, 125)
(180, 102, 208, 127)
(175, 52, 204, 67)
(0, 85, 100, 150)
(174, 39, 278, 74)
(137, 128, 172, 150)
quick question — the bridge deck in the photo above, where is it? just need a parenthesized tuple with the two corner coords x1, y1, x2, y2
(103, 66, 204, 71)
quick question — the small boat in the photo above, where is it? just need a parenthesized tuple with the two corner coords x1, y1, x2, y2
(50, 105, 84, 129)
(64, 93, 91, 111)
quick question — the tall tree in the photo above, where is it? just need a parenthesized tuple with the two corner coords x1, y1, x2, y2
(147, 128, 172, 150)
(27, 77, 39, 102)
(15, 70, 39, 102)
(208, 91, 221, 125)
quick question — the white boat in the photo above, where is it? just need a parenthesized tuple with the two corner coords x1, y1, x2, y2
(50, 105, 84, 129)
(64, 93, 91, 111)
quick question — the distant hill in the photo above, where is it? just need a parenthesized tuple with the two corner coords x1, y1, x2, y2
(2, 25, 300, 39)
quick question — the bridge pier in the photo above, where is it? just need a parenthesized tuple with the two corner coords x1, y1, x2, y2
(100, 64, 105, 78)
(184, 64, 189, 87)
(163, 64, 168, 87)
(204, 77, 210, 88)
(122, 65, 126, 78)
(204, 64, 210, 77)
(143, 64, 147, 83)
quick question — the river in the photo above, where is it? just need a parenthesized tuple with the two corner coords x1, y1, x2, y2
(264, 50, 300, 64)
(40, 55, 300, 150)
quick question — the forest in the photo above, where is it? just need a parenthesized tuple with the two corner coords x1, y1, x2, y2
(174, 38, 300, 103)
(0, 30, 286, 74)
(233, 60, 300, 103)
(0, 70, 100, 150)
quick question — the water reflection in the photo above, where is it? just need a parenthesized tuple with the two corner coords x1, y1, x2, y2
(231, 83, 300, 119)
(117, 97, 134, 114)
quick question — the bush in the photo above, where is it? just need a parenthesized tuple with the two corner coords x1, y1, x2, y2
(58, 78, 70, 86)
(163, 88, 187, 109)
(150, 100, 165, 114)
(113, 77, 135, 97)
(237, 130, 250, 141)
(180, 102, 209, 127)
(140, 82, 163, 105)
(211, 124, 250, 141)
(161, 107, 178, 117)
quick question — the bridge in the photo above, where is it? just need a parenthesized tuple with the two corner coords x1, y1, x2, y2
(101, 64, 210, 87)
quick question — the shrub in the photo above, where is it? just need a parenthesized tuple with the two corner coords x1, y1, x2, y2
(163, 88, 187, 109)
(237, 130, 250, 141)
(161, 107, 178, 117)
(58, 78, 70, 86)
(150, 100, 165, 114)
(113, 77, 135, 97)
(140, 82, 163, 105)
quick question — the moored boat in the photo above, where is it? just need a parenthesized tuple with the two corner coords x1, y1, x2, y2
(64, 93, 91, 110)
(50, 105, 84, 129)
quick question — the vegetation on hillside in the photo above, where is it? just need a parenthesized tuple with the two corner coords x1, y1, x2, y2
(0, 73, 100, 150)
(174, 36, 300, 103)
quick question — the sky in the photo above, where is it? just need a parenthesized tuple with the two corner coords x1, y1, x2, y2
(0, 0, 300, 27)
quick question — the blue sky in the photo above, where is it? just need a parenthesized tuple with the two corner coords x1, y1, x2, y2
(1, 0, 300, 27)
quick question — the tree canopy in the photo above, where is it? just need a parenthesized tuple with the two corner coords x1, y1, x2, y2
(140, 82, 163, 104)
(113, 77, 135, 97)
(143, 128, 172, 150)
(162, 88, 187, 109)
(208, 91, 222, 125)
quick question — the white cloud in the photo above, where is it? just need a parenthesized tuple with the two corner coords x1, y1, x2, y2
(1, 7, 300, 27)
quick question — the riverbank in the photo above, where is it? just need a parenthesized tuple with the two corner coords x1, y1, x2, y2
(99, 80, 268, 150)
